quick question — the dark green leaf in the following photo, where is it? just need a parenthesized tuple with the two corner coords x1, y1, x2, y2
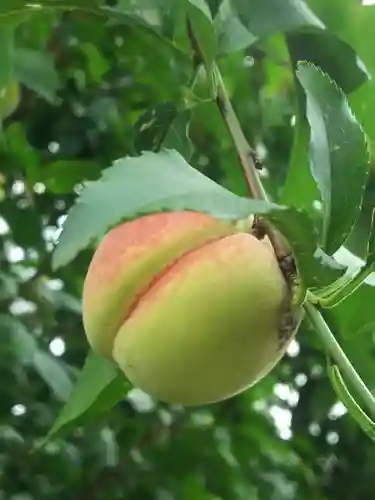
(287, 31, 369, 95)
(37, 160, 101, 194)
(315, 214, 375, 307)
(0, 1, 189, 59)
(161, 111, 193, 159)
(33, 279, 82, 314)
(366, 208, 375, 267)
(14, 48, 60, 102)
(307, 0, 375, 147)
(0, 24, 15, 88)
(0, 80, 20, 120)
(328, 363, 375, 443)
(267, 208, 345, 291)
(33, 350, 73, 402)
(326, 281, 375, 340)
(217, 0, 368, 93)
(134, 102, 178, 154)
(42, 351, 128, 444)
(296, 62, 369, 254)
(220, 0, 324, 43)
(79, 42, 110, 83)
(0, 271, 18, 301)
(1, 200, 43, 248)
(280, 105, 320, 213)
(187, 0, 218, 68)
(215, 3, 256, 55)
(0, 315, 36, 364)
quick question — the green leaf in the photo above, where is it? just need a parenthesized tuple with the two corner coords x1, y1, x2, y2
(80, 42, 110, 84)
(215, 2, 256, 55)
(216, 0, 368, 93)
(280, 104, 320, 212)
(328, 363, 375, 443)
(0, 80, 20, 121)
(33, 350, 73, 403)
(32, 278, 82, 315)
(134, 102, 178, 154)
(316, 214, 375, 307)
(14, 48, 60, 102)
(1, 319, 73, 404)
(52, 149, 273, 269)
(161, 111, 193, 160)
(1, 200, 43, 248)
(0, 1, 188, 59)
(307, 0, 375, 150)
(365, 208, 375, 267)
(36, 160, 101, 194)
(0, 24, 15, 88)
(326, 281, 375, 340)
(296, 62, 369, 254)
(51, 149, 345, 294)
(219, 0, 324, 44)
(0, 315, 36, 364)
(187, 0, 218, 68)
(0, 271, 18, 301)
(41, 351, 128, 445)
(267, 208, 344, 291)
(286, 30, 369, 95)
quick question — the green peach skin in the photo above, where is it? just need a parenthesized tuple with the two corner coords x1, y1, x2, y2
(112, 233, 290, 405)
(82, 212, 236, 357)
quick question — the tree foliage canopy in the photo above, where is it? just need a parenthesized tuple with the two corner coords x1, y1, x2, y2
(2, 1, 375, 499)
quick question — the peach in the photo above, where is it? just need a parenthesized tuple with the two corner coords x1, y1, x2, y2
(82, 211, 295, 405)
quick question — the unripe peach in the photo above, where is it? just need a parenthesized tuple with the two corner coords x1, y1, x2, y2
(82, 211, 296, 405)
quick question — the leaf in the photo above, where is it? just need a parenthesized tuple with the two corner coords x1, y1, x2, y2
(307, 0, 375, 150)
(328, 363, 375, 443)
(52, 149, 273, 269)
(32, 278, 82, 315)
(80, 42, 110, 83)
(0, 271, 18, 301)
(51, 149, 346, 294)
(280, 104, 320, 212)
(267, 208, 345, 291)
(36, 160, 101, 194)
(219, 0, 324, 44)
(216, 0, 368, 93)
(326, 281, 375, 340)
(187, 0, 218, 68)
(0, 319, 74, 404)
(296, 62, 369, 254)
(0, 24, 15, 88)
(0, 315, 36, 364)
(53, 291, 82, 315)
(134, 102, 178, 154)
(14, 48, 60, 102)
(287, 31, 370, 96)
(215, 2, 256, 55)
(41, 351, 128, 445)
(161, 111, 193, 160)
(1, 199, 43, 248)
(316, 214, 375, 308)
(0, 1, 187, 58)
(0, 80, 20, 121)
(365, 208, 375, 267)
(33, 350, 73, 403)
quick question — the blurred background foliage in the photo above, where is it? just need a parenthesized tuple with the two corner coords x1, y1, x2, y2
(1, 1, 375, 499)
